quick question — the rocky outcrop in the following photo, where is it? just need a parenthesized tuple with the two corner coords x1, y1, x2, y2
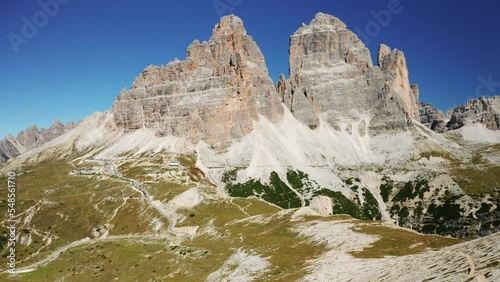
(420, 96, 500, 133)
(310, 196, 333, 216)
(107, 13, 498, 143)
(16, 125, 40, 150)
(0, 136, 21, 163)
(278, 13, 418, 132)
(112, 15, 283, 150)
(36, 120, 67, 147)
(447, 96, 500, 130)
(0, 120, 75, 162)
(378, 44, 420, 120)
(444, 108, 454, 120)
(419, 102, 447, 133)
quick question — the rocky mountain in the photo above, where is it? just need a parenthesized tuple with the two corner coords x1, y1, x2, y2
(419, 102, 447, 133)
(112, 15, 283, 151)
(447, 95, 500, 130)
(0, 120, 76, 162)
(277, 13, 418, 132)
(0, 135, 21, 162)
(0, 12, 499, 281)
(420, 95, 500, 134)
(3, 13, 500, 238)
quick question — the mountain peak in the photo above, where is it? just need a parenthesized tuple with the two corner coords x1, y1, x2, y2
(377, 44, 405, 69)
(112, 13, 283, 149)
(377, 43, 419, 119)
(213, 14, 246, 36)
(51, 120, 65, 129)
(310, 12, 347, 29)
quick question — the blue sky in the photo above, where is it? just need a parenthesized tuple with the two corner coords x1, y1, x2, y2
(1, 0, 499, 137)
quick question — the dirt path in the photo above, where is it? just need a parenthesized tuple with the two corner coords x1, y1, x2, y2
(97, 158, 191, 236)
(5, 158, 191, 275)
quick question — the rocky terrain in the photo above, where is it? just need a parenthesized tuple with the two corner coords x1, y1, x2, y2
(447, 95, 500, 130)
(277, 13, 418, 132)
(0, 120, 75, 162)
(419, 102, 447, 133)
(112, 15, 283, 151)
(420, 95, 500, 133)
(0, 12, 499, 281)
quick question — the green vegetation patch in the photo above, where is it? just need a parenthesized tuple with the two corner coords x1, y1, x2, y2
(361, 188, 382, 220)
(426, 198, 464, 222)
(0, 160, 176, 268)
(0, 161, 133, 263)
(392, 178, 430, 202)
(392, 182, 414, 202)
(11, 240, 179, 282)
(178, 154, 197, 168)
(224, 169, 382, 220)
(418, 150, 456, 162)
(379, 176, 393, 203)
(177, 199, 325, 281)
(222, 170, 302, 209)
(451, 165, 500, 194)
(147, 181, 193, 203)
(286, 169, 307, 190)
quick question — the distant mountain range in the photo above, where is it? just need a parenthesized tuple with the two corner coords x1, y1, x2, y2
(2, 13, 499, 162)
(0, 120, 76, 162)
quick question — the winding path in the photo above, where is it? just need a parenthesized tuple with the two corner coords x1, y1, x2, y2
(4, 158, 191, 275)
(104, 160, 191, 236)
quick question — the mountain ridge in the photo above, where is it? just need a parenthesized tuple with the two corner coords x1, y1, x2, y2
(1, 12, 499, 240)
(0, 120, 76, 162)
(1, 12, 499, 281)
(1, 13, 499, 161)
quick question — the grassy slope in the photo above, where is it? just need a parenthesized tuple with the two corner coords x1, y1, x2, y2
(0, 160, 178, 270)
(0, 157, 474, 281)
(351, 224, 464, 258)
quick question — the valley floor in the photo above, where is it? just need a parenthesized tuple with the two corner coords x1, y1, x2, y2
(0, 154, 499, 281)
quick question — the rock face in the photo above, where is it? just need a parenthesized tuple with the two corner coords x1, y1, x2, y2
(447, 96, 500, 130)
(0, 120, 75, 163)
(419, 102, 447, 133)
(0, 136, 21, 163)
(278, 13, 418, 132)
(112, 15, 284, 150)
(16, 125, 40, 150)
(378, 44, 420, 119)
(420, 96, 500, 133)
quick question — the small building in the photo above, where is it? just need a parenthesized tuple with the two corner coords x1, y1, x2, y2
(169, 160, 180, 168)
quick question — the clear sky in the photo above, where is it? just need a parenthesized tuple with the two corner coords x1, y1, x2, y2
(1, 0, 499, 137)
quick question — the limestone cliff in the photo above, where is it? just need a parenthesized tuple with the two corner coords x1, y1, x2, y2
(447, 96, 500, 130)
(112, 15, 284, 150)
(419, 102, 447, 133)
(420, 96, 500, 132)
(378, 44, 420, 119)
(278, 13, 418, 132)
